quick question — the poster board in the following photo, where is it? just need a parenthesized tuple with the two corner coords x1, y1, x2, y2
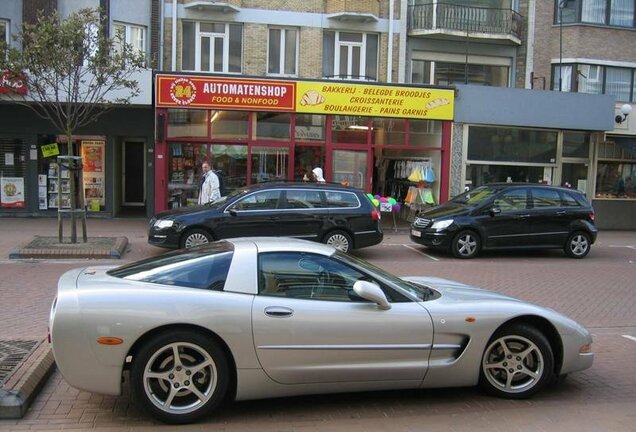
(1, 177, 26, 208)
(82, 140, 105, 209)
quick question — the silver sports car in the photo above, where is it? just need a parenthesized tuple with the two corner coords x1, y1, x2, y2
(49, 237, 593, 424)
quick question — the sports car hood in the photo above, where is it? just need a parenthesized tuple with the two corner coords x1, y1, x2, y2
(402, 276, 521, 303)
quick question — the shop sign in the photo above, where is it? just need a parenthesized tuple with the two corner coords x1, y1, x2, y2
(296, 81, 454, 120)
(1, 177, 26, 208)
(156, 75, 296, 111)
(41, 143, 60, 158)
(0, 71, 28, 95)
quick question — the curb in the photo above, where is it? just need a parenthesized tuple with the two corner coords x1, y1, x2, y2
(8, 236, 129, 260)
(0, 341, 55, 419)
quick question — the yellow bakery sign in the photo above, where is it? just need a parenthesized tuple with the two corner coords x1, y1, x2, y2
(296, 81, 454, 120)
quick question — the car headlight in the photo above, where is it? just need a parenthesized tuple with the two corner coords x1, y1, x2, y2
(154, 219, 174, 229)
(431, 219, 453, 231)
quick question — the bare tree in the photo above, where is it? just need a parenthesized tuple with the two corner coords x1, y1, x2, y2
(0, 8, 146, 242)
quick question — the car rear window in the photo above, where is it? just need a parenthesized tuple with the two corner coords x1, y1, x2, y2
(107, 242, 234, 290)
(531, 188, 561, 208)
(560, 191, 584, 207)
(325, 191, 360, 208)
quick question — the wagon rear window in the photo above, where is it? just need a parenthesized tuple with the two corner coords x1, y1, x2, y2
(107, 242, 234, 290)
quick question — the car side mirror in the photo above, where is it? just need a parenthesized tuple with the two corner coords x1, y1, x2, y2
(489, 207, 501, 217)
(353, 280, 391, 310)
(229, 208, 238, 216)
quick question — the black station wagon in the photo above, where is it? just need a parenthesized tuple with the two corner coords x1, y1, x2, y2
(409, 183, 597, 259)
(149, 182, 383, 253)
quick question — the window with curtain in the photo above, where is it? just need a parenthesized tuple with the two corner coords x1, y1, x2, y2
(610, 0, 635, 26)
(182, 22, 242, 73)
(606, 67, 632, 102)
(268, 27, 298, 76)
(113, 22, 146, 56)
(552, 65, 572, 92)
(556, 0, 635, 27)
(553, 63, 636, 101)
(581, 0, 607, 24)
(577, 64, 603, 94)
(322, 31, 378, 81)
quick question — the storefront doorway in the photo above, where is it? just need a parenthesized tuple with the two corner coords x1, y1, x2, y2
(122, 140, 145, 207)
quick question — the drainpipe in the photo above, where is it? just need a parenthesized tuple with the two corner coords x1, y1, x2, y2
(525, 0, 536, 89)
(398, 0, 407, 83)
(159, 0, 164, 70)
(171, 0, 177, 71)
(387, 0, 394, 83)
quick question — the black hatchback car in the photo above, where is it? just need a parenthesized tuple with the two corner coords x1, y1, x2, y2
(410, 183, 597, 259)
(149, 182, 383, 253)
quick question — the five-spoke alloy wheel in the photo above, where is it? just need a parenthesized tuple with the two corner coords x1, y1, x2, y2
(564, 231, 591, 258)
(451, 230, 481, 259)
(480, 324, 554, 399)
(131, 330, 229, 424)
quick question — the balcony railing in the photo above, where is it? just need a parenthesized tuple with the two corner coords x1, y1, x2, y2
(408, 3, 522, 40)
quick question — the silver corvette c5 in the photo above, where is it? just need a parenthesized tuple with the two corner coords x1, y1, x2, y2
(49, 237, 593, 424)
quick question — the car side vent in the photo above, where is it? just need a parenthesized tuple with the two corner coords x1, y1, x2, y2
(413, 218, 431, 228)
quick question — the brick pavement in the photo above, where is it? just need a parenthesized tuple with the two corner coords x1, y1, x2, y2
(0, 218, 634, 431)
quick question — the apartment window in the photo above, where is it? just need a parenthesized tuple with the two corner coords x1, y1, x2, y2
(1, 19, 8, 47)
(323, 31, 378, 81)
(268, 27, 298, 76)
(113, 22, 146, 55)
(182, 22, 242, 73)
(412, 59, 509, 87)
(552, 63, 636, 102)
(557, 0, 635, 28)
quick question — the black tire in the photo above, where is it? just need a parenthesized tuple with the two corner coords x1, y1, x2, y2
(323, 230, 353, 253)
(564, 231, 591, 258)
(451, 230, 481, 259)
(180, 229, 212, 249)
(131, 330, 229, 424)
(479, 324, 554, 399)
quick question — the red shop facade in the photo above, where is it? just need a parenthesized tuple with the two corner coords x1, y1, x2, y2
(154, 73, 455, 216)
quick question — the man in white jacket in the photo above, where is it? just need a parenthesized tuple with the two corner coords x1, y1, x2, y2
(198, 161, 221, 204)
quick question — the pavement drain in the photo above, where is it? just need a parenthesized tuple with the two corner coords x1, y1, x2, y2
(0, 340, 40, 386)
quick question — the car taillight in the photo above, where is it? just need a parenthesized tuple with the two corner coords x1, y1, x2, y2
(589, 212, 595, 222)
(371, 209, 381, 221)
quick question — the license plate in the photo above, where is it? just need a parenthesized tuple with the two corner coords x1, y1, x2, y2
(411, 229, 422, 237)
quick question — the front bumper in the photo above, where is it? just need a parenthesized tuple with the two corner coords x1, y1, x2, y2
(147, 228, 181, 248)
(409, 228, 452, 249)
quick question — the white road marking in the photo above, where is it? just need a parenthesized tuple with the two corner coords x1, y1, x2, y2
(622, 335, 636, 342)
(608, 245, 636, 250)
(402, 245, 440, 261)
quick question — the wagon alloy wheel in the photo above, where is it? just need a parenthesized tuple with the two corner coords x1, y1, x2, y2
(452, 230, 480, 259)
(480, 325, 554, 399)
(324, 230, 352, 253)
(182, 229, 211, 248)
(564, 231, 591, 258)
(131, 331, 229, 424)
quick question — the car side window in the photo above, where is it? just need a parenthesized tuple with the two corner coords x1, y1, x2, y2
(231, 190, 281, 211)
(325, 191, 360, 208)
(258, 252, 392, 302)
(531, 188, 561, 208)
(493, 189, 528, 212)
(285, 190, 324, 209)
(560, 191, 581, 207)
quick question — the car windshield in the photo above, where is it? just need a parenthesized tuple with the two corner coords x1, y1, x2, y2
(450, 185, 499, 206)
(335, 251, 439, 301)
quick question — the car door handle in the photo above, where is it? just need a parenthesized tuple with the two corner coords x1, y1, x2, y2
(556, 211, 566, 216)
(518, 214, 531, 218)
(264, 306, 294, 318)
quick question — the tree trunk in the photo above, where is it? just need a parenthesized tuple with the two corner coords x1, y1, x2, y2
(67, 130, 77, 243)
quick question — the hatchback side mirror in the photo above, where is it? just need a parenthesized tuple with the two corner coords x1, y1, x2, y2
(353, 280, 391, 310)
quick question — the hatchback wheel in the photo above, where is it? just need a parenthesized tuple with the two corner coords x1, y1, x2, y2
(181, 229, 212, 249)
(131, 330, 229, 424)
(564, 231, 591, 258)
(324, 230, 352, 253)
(451, 230, 480, 259)
(480, 324, 554, 399)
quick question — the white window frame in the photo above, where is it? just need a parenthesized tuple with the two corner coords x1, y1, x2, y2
(327, 31, 377, 81)
(267, 27, 299, 77)
(190, 22, 238, 73)
(113, 21, 146, 55)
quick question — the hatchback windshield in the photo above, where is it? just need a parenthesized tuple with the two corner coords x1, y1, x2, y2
(451, 185, 498, 206)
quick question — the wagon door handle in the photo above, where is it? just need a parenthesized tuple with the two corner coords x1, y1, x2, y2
(264, 306, 294, 317)
(556, 211, 566, 216)
(518, 214, 531, 219)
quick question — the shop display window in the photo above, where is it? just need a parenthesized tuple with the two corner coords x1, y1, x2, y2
(210, 144, 247, 193)
(332, 116, 370, 144)
(595, 162, 636, 199)
(295, 114, 325, 143)
(251, 146, 288, 184)
(468, 126, 557, 164)
(465, 164, 551, 188)
(563, 132, 591, 158)
(256, 113, 291, 140)
(372, 118, 405, 146)
(167, 109, 208, 138)
(0, 138, 27, 210)
(409, 119, 442, 147)
(294, 146, 324, 181)
(333, 149, 367, 189)
(211, 110, 249, 140)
